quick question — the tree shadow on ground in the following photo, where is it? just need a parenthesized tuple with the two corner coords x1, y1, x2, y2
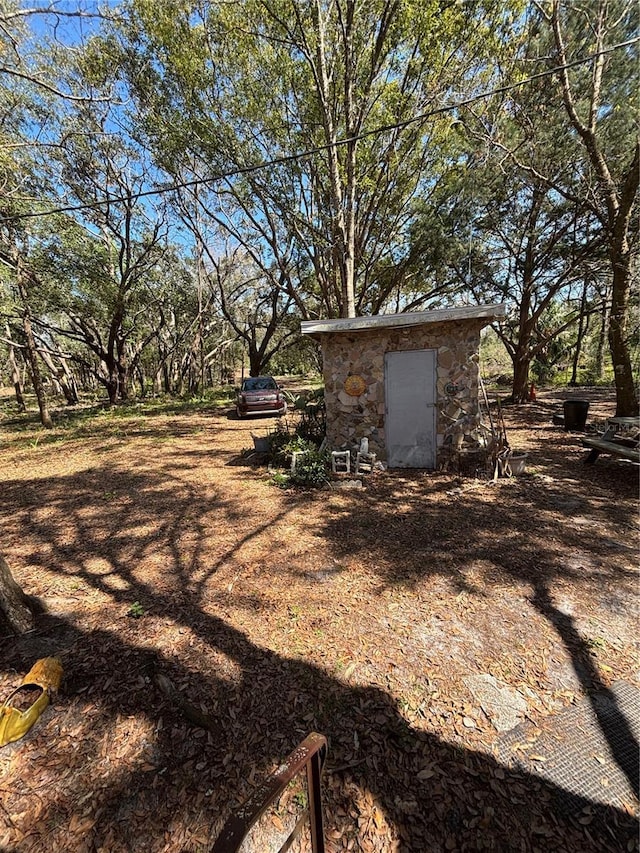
(2, 601, 636, 852)
(0, 445, 637, 851)
(316, 464, 638, 804)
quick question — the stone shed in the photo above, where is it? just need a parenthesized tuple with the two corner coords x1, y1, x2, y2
(300, 303, 507, 469)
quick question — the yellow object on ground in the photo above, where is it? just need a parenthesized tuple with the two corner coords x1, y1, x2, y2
(0, 657, 63, 747)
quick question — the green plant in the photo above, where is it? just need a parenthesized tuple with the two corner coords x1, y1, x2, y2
(586, 636, 607, 652)
(289, 448, 330, 488)
(267, 420, 293, 462)
(285, 434, 313, 454)
(269, 471, 291, 488)
(295, 388, 326, 445)
(268, 421, 316, 465)
(127, 601, 145, 619)
(292, 790, 307, 808)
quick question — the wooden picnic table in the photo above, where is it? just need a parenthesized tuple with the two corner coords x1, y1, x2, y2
(607, 416, 640, 430)
(581, 416, 640, 464)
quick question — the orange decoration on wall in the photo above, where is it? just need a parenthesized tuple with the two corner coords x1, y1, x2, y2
(344, 375, 367, 396)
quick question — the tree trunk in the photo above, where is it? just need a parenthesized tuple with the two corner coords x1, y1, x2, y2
(314, 2, 356, 319)
(118, 363, 129, 401)
(0, 555, 36, 634)
(595, 285, 608, 381)
(510, 274, 535, 403)
(59, 356, 79, 405)
(105, 364, 119, 405)
(156, 344, 171, 393)
(249, 349, 263, 377)
(570, 279, 589, 385)
(5, 323, 26, 412)
(511, 352, 531, 403)
(37, 347, 79, 406)
(609, 251, 638, 416)
(16, 262, 53, 429)
(137, 364, 146, 397)
(80, 363, 95, 391)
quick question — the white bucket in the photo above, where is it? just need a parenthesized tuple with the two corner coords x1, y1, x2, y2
(508, 453, 528, 475)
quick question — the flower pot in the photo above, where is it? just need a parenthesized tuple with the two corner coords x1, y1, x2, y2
(508, 452, 528, 475)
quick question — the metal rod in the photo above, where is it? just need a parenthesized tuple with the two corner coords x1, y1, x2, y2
(307, 744, 326, 852)
(211, 732, 328, 853)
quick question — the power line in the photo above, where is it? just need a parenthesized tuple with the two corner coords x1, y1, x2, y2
(2, 36, 637, 224)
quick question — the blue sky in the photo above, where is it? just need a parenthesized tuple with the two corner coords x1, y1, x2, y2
(25, 1, 119, 43)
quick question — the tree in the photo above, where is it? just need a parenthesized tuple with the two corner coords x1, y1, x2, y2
(39, 104, 173, 404)
(208, 246, 300, 378)
(174, 186, 303, 377)
(0, 6, 54, 426)
(108, 0, 518, 319)
(0, 1, 119, 622)
(0, 554, 36, 634)
(451, 162, 602, 401)
(476, 0, 638, 413)
(1, 216, 55, 428)
(543, 0, 639, 415)
(4, 321, 26, 410)
(0, 1, 119, 422)
(40, 214, 176, 404)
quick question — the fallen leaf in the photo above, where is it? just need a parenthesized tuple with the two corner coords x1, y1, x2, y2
(372, 807, 384, 830)
(417, 768, 435, 781)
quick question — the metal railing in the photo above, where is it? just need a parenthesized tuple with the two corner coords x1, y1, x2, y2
(212, 732, 327, 853)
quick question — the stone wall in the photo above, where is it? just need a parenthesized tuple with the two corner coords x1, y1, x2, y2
(320, 319, 485, 466)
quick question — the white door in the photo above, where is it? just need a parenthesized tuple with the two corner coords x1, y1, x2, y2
(385, 349, 437, 468)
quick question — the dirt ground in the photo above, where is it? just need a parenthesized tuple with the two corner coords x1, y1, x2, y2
(0, 385, 638, 852)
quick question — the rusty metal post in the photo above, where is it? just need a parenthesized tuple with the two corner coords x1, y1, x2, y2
(306, 741, 326, 852)
(211, 732, 328, 853)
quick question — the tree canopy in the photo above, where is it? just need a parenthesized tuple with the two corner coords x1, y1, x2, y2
(0, 0, 638, 413)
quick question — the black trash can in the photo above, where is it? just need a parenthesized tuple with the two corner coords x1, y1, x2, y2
(563, 400, 590, 431)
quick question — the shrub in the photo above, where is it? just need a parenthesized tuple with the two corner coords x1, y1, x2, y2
(289, 448, 330, 488)
(269, 471, 291, 488)
(295, 388, 326, 445)
(268, 421, 310, 465)
(264, 402, 329, 488)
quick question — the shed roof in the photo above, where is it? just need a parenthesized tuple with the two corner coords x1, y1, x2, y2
(300, 303, 507, 337)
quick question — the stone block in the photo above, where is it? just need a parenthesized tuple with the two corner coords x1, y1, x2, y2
(438, 350, 454, 370)
(338, 390, 357, 407)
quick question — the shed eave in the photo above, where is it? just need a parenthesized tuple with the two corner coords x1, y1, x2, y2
(300, 303, 508, 337)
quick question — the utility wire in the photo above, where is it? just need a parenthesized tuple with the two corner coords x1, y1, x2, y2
(2, 36, 637, 224)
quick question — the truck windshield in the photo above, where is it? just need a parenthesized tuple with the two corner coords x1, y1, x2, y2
(242, 377, 277, 391)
